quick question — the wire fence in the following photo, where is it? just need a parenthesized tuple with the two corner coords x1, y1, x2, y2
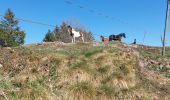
(0, 0, 159, 44)
(0, 14, 104, 39)
(64, 0, 152, 43)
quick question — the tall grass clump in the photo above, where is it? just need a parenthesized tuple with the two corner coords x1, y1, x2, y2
(68, 81, 95, 100)
(0, 80, 13, 90)
(97, 84, 115, 100)
(95, 55, 106, 66)
(71, 60, 87, 70)
(119, 64, 130, 75)
(97, 66, 109, 74)
(68, 59, 94, 74)
(49, 58, 60, 81)
(84, 47, 103, 57)
(97, 65, 110, 77)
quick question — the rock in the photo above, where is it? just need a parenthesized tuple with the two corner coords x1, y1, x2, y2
(133, 50, 140, 57)
(10, 49, 15, 53)
(128, 44, 138, 48)
(5, 47, 15, 53)
(5, 47, 12, 50)
(0, 64, 3, 68)
(132, 45, 138, 48)
(166, 62, 170, 69)
(41, 57, 48, 62)
(150, 59, 159, 65)
(37, 43, 42, 45)
(153, 95, 160, 100)
(167, 65, 170, 69)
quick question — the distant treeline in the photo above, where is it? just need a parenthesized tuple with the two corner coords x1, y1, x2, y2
(43, 22, 94, 43)
(0, 9, 94, 47)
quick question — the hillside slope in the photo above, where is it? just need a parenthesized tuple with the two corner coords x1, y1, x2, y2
(0, 42, 170, 100)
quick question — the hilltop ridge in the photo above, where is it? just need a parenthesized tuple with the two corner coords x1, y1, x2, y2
(0, 42, 170, 100)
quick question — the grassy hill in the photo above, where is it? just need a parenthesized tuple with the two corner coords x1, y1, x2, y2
(0, 42, 170, 100)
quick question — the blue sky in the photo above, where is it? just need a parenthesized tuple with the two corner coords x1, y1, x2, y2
(0, 0, 169, 46)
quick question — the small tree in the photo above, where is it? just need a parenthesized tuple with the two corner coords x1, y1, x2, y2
(2, 9, 18, 31)
(58, 22, 72, 43)
(54, 25, 62, 41)
(0, 9, 25, 47)
(43, 30, 55, 42)
(84, 31, 94, 42)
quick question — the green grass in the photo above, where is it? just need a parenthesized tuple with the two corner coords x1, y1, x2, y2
(27, 80, 45, 92)
(165, 47, 170, 58)
(138, 47, 170, 59)
(142, 51, 162, 59)
(68, 59, 94, 75)
(101, 74, 114, 84)
(19, 47, 33, 55)
(69, 81, 95, 100)
(0, 80, 13, 90)
(31, 67, 38, 74)
(0, 43, 170, 100)
(119, 64, 130, 75)
(70, 59, 89, 70)
(95, 55, 106, 66)
(97, 84, 115, 98)
(97, 65, 110, 75)
(13, 76, 51, 100)
(10, 91, 18, 100)
(165, 74, 170, 79)
(48, 58, 60, 80)
(84, 47, 103, 57)
(71, 60, 87, 69)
